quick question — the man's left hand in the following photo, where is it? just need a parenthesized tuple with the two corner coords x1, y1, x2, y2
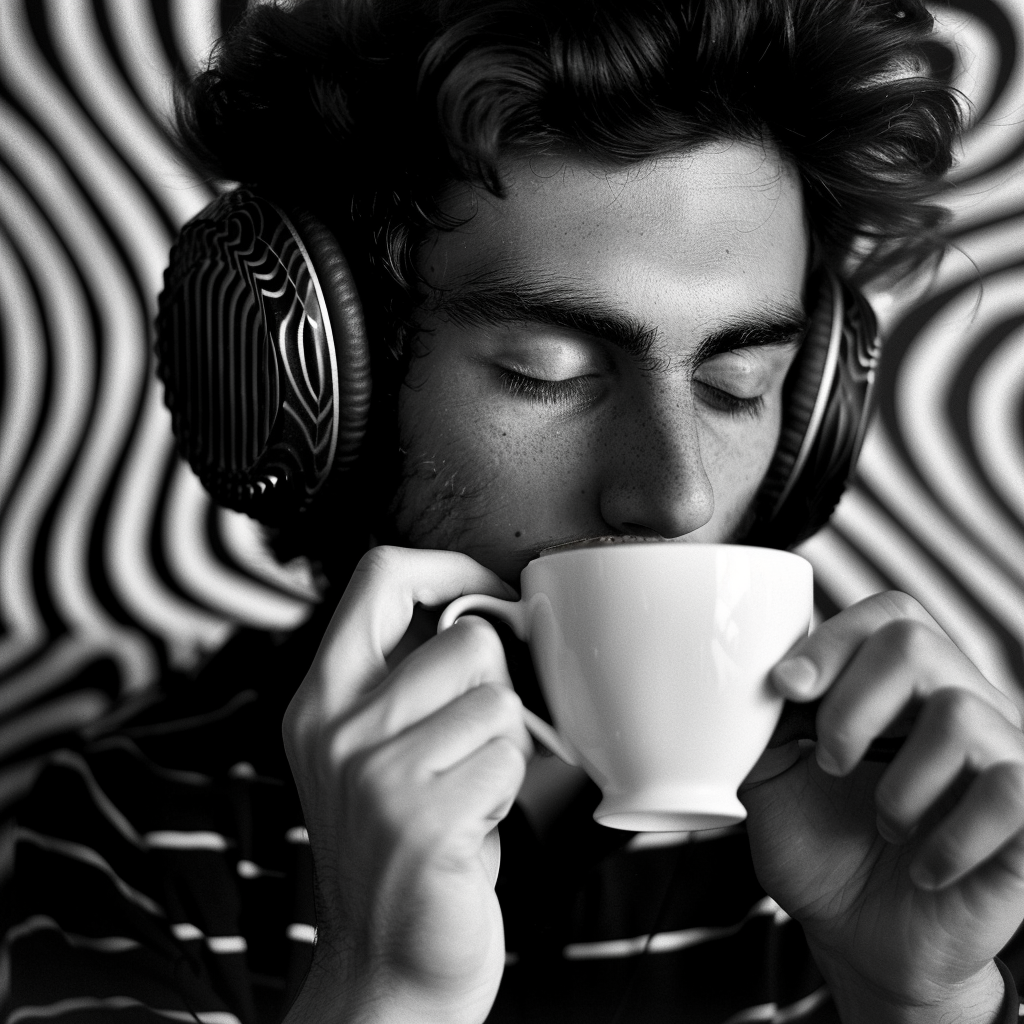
(740, 590, 1024, 1024)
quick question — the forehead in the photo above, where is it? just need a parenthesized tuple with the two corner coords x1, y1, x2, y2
(419, 141, 808, 319)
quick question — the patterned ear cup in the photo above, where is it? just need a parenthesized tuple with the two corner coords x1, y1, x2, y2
(746, 270, 881, 550)
(155, 188, 372, 525)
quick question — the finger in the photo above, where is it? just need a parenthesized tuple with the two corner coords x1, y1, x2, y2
(346, 615, 515, 742)
(434, 737, 529, 843)
(874, 689, 1024, 843)
(813, 618, 1016, 776)
(388, 738, 527, 865)
(388, 682, 533, 776)
(909, 761, 1024, 891)
(770, 591, 936, 703)
(773, 592, 1021, 729)
(313, 547, 517, 714)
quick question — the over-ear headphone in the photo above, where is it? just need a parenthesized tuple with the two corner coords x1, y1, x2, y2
(155, 187, 880, 552)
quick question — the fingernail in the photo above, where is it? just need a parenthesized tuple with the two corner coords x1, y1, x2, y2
(773, 656, 818, 697)
(815, 745, 844, 776)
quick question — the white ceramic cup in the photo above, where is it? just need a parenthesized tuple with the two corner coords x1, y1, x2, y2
(438, 542, 813, 832)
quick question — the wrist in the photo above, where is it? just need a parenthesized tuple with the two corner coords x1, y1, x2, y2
(819, 957, 1006, 1024)
(282, 946, 495, 1024)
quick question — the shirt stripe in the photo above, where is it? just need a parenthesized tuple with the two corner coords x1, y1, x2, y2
(562, 896, 780, 960)
(721, 987, 830, 1023)
(236, 859, 284, 879)
(205, 936, 247, 954)
(142, 831, 230, 851)
(15, 829, 163, 917)
(5, 915, 140, 953)
(286, 923, 316, 944)
(122, 691, 258, 738)
(45, 751, 142, 848)
(88, 736, 212, 786)
(6, 998, 242, 1024)
(167, 923, 246, 954)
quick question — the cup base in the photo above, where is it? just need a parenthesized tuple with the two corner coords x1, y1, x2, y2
(593, 786, 747, 832)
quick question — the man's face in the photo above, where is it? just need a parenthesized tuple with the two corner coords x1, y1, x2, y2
(390, 141, 809, 583)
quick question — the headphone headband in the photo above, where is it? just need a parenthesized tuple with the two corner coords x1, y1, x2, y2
(156, 190, 879, 549)
(746, 271, 880, 548)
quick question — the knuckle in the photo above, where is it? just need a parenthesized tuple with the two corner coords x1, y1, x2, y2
(461, 681, 504, 719)
(927, 686, 976, 737)
(877, 617, 935, 664)
(487, 735, 529, 780)
(354, 544, 401, 580)
(462, 684, 523, 735)
(486, 681, 524, 718)
(876, 590, 925, 622)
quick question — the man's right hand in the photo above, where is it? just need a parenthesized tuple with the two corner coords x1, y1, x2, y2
(281, 547, 531, 1024)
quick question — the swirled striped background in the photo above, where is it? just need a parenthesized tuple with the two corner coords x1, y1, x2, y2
(0, 0, 1021, 858)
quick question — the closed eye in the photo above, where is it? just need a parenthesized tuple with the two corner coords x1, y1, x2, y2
(498, 368, 598, 406)
(692, 380, 766, 418)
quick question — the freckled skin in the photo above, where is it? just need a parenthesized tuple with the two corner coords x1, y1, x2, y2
(390, 142, 809, 584)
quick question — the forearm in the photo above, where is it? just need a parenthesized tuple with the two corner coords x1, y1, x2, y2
(819, 956, 1008, 1024)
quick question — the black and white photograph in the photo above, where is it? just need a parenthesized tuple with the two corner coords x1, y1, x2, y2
(1, 0, 1023, 1021)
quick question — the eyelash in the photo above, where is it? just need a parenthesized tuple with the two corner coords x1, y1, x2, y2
(499, 369, 765, 418)
(498, 369, 595, 405)
(693, 380, 765, 419)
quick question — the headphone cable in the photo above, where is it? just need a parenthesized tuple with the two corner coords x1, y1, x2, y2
(608, 844, 686, 1024)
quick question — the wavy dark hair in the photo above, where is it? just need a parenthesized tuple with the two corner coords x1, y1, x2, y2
(177, 0, 961, 576)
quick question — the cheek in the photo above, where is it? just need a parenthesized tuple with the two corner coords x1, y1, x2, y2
(701, 398, 784, 518)
(389, 388, 494, 546)
(391, 376, 598, 569)
(390, 380, 545, 540)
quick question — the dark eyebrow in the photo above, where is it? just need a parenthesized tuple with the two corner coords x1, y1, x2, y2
(691, 307, 809, 365)
(428, 279, 658, 361)
(427, 276, 807, 366)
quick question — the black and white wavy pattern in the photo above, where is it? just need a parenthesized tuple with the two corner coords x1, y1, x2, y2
(0, 0, 1021, 822)
(0, 0, 318, 818)
(801, 0, 1024, 706)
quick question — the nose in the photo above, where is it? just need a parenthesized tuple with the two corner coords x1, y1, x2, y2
(597, 385, 715, 540)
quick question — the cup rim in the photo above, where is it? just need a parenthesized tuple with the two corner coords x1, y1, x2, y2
(530, 540, 811, 570)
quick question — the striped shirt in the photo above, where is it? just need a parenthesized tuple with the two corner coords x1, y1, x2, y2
(2, 612, 1023, 1023)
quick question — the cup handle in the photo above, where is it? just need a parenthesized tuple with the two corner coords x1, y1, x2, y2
(437, 594, 580, 767)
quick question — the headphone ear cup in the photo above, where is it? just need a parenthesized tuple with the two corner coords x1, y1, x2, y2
(288, 207, 372, 473)
(747, 271, 880, 549)
(155, 189, 371, 525)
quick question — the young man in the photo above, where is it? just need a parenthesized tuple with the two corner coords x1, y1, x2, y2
(4, 1, 1024, 1022)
